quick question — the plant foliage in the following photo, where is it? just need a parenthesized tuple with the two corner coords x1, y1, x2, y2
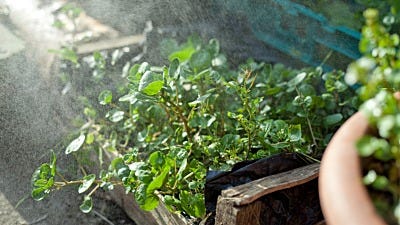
(347, 8, 400, 224)
(32, 37, 357, 220)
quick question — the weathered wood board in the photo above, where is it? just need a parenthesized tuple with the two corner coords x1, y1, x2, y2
(215, 163, 320, 225)
(76, 35, 145, 55)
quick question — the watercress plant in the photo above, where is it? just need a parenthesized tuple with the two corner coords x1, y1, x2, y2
(32, 37, 357, 220)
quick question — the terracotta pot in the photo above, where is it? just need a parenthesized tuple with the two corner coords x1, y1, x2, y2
(319, 112, 387, 225)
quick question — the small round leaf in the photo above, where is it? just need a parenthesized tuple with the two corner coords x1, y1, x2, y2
(65, 134, 85, 154)
(98, 90, 113, 105)
(80, 196, 93, 213)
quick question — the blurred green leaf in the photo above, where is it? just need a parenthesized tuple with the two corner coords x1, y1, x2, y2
(138, 71, 164, 96)
(80, 196, 93, 213)
(288, 72, 306, 87)
(289, 124, 302, 142)
(31, 187, 50, 201)
(324, 113, 343, 126)
(149, 151, 165, 169)
(78, 174, 96, 194)
(189, 49, 212, 71)
(168, 44, 196, 62)
(108, 110, 124, 123)
(65, 134, 85, 154)
(98, 90, 112, 105)
(148, 166, 170, 192)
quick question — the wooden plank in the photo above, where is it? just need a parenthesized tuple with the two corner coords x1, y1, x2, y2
(215, 198, 262, 225)
(76, 34, 145, 55)
(215, 163, 320, 225)
(109, 185, 190, 225)
(221, 163, 320, 206)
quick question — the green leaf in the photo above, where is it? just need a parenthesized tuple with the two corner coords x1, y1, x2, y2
(180, 191, 205, 218)
(212, 54, 227, 67)
(168, 58, 180, 80)
(135, 184, 160, 211)
(93, 52, 105, 69)
(163, 195, 180, 212)
(109, 110, 124, 123)
(176, 157, 187, 180)
(141, 193, 159, 211)
(127, 161, 146, 171)
(266, 87, 283, 96)
(135, 184, 147, 205)
(127, 64, 141, 83)
(208, 39, 220, 56)
(289, 124, 302, 142)
(86, 133, 94, 144)
(49, 48, 78, 64)
(135, 170, 153, 183)
(188, 93, 211, 107)
(377, 115, 395, 138)
(363, 170, 377, 185)
(80, 196, 93, 213)
(78, 174, 96, 194)
(323, 113, 343, 126)
(110, 157, 125, 171)
(189, 49, 212, 71)
(168, 44, 196, 62)
(356, 136, 390, 158)
(31, 187, 50, 201)
(149, 151, 165, 169)
(98, 90, 112, 105)
(118, 93, 136, 103)
(32, 163, 52, 184)
(83, 107, 97, 118)
(31, 177, 53, 194)
(33, 179, 48, 187)
(372, 175, 389, 190)
(288, 72, 307, 87)
(138, 71, 164, 96)
(357, 136, 376, 157)
(138, 62, 151, 74)
(148, 165, 170, 192)
(65, 134, 85, 154)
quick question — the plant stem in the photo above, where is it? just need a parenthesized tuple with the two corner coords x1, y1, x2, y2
(295, 87, 318, 149)
(87, 184, 100, 197)
(56, 172, 69, 183)
(54, 179, 123, 187)
(72, 153, 87, 176)
(161, 93, 193, 142)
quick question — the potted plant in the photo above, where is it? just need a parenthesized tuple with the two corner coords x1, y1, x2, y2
(320, 8, 400, 225)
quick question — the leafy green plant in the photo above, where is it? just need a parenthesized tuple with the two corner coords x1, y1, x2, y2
(346, 8, 400, 224)
(32, 37, 357, 220)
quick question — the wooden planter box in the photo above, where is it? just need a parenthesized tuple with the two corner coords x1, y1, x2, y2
(109, 163, 322, 225)
(215, 163, 321, 225)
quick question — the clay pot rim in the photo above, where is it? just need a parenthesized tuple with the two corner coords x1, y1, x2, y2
(318, 112, 387, 225)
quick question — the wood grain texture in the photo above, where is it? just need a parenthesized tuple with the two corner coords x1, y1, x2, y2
(214, 163, 320, 225)
(220, 163, 320, 206)
(215, 198, 262, 225)
(109, 186, 190, 225)
(76, 35, 144, 55)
